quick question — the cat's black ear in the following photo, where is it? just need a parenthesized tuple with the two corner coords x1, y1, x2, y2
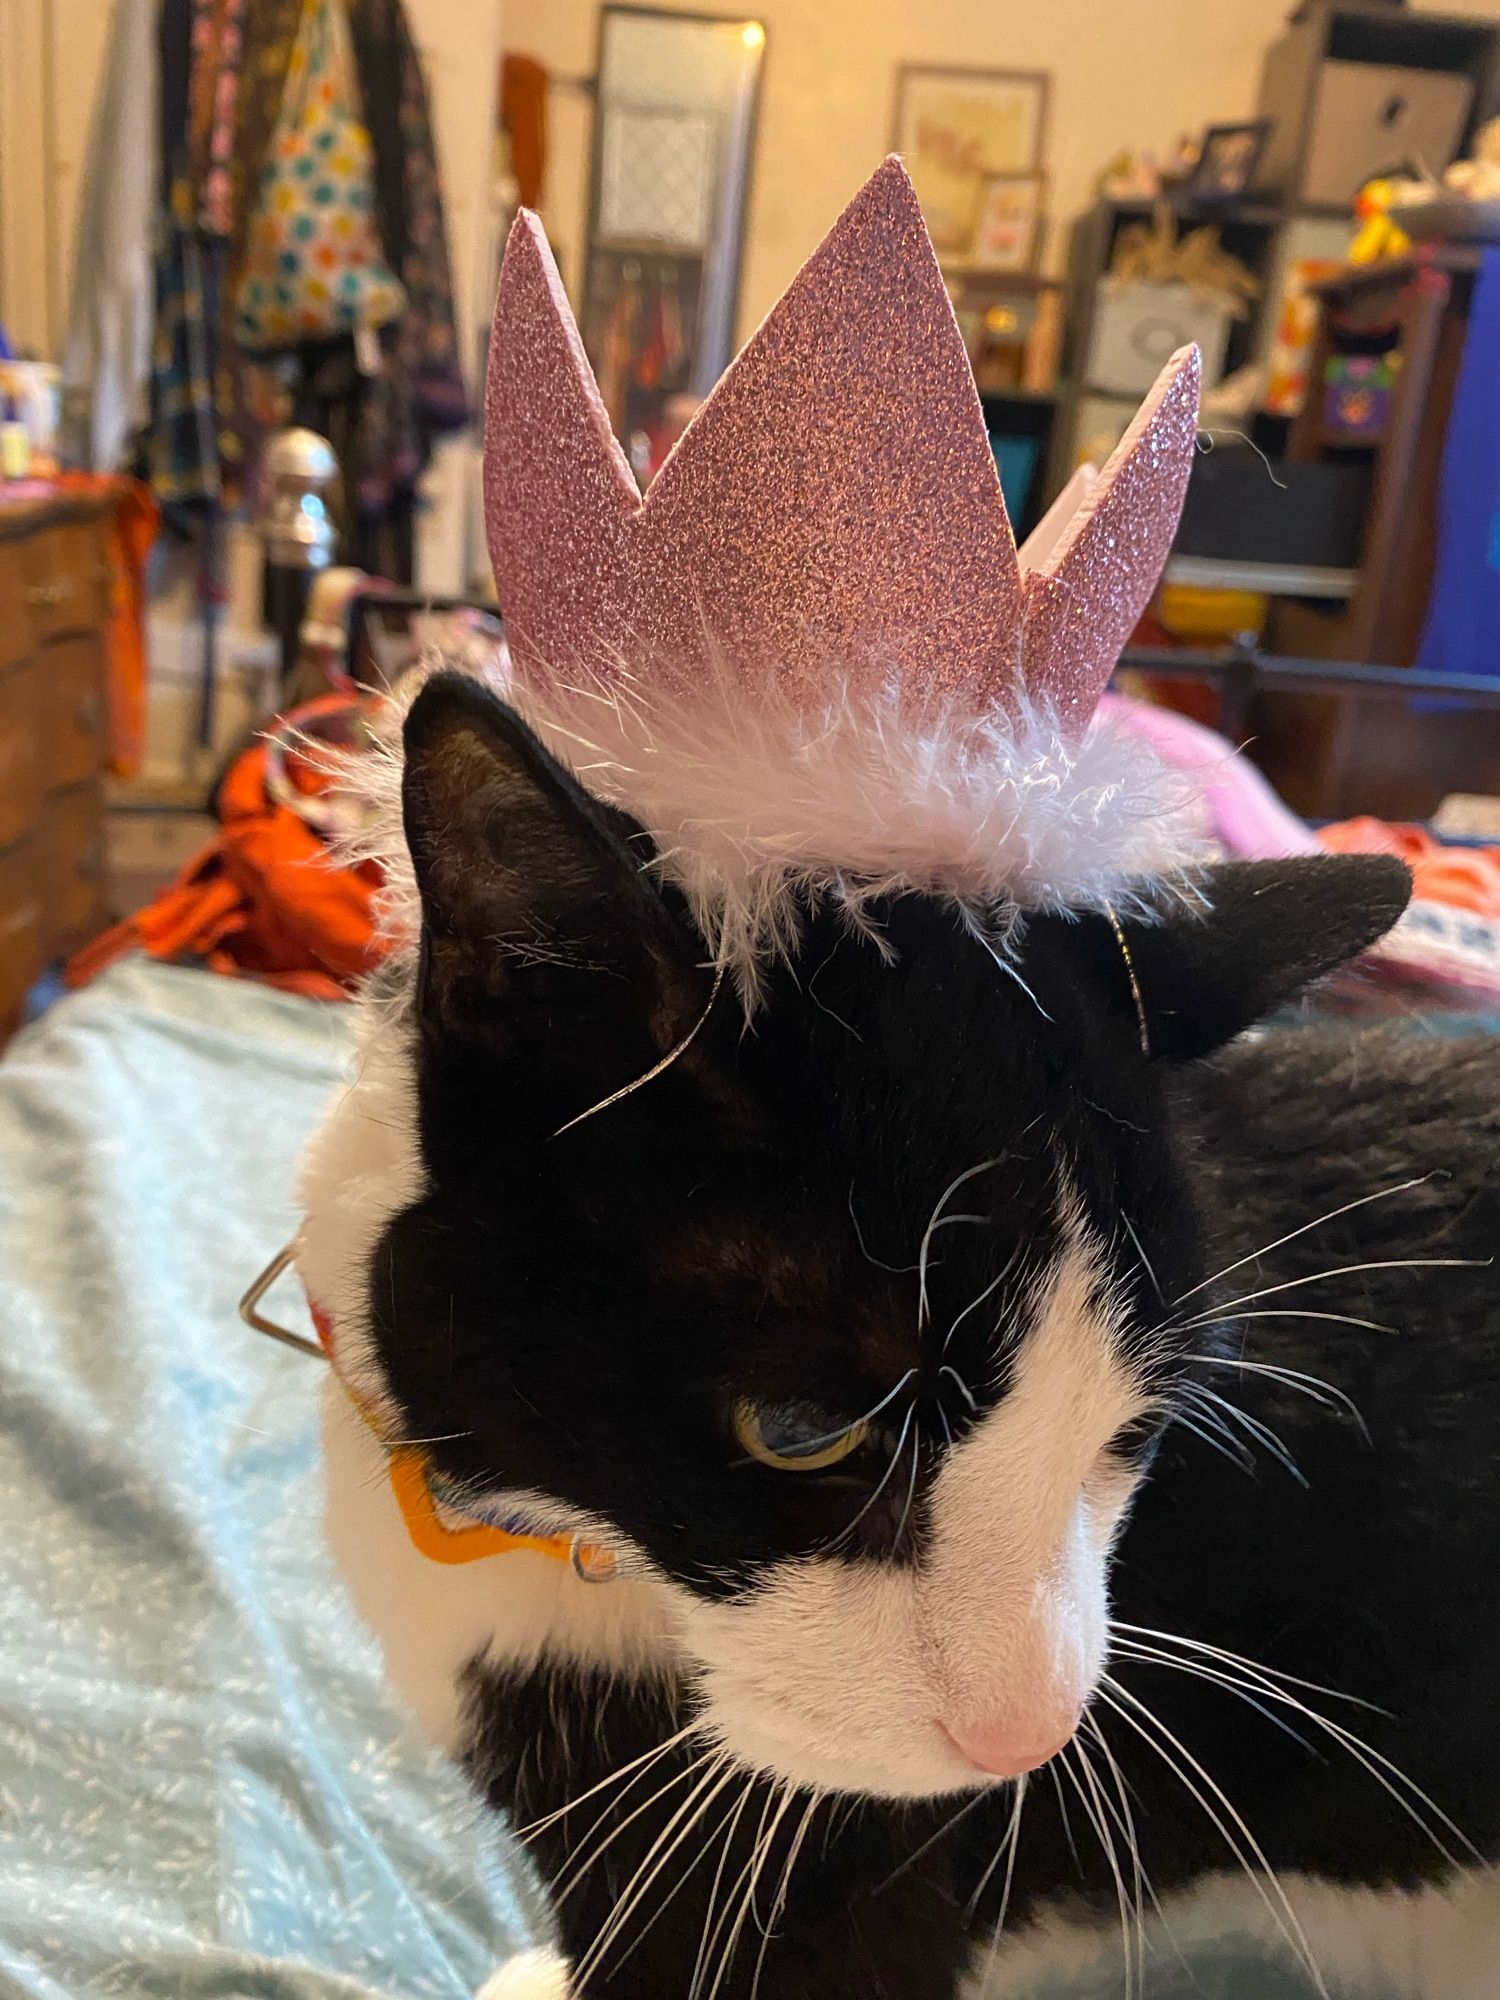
(401, 673, 708, 1077)
(1116, 857, 1412, 1061)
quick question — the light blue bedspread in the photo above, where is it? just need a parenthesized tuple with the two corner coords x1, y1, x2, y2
(0, 957, 1482, 1999)
(0, 959, 534, 1999)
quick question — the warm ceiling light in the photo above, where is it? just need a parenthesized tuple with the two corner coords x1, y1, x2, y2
(740, 20, 765, 49)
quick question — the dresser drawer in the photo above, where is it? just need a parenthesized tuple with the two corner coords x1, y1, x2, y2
(39, 635, 107, 789)
(19, 523, 109, 642)
(40, 784, 108, 952)
(0, 835, 45, 1017)
(0, 542, 38, 670)
(0, 657, 47, 848)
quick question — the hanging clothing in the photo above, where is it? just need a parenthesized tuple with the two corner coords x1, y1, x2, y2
(187, 0, 247, 238)
(232, 0, 405, 353)
(145, 0, 219, 512)
(1418, 249, 1500, 682)
(224, 0, 305, 306)
(60, 0, 160, 471)
(346, 0, 470, 546)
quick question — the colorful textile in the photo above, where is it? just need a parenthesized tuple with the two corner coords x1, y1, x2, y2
(1320, 816, 1500, 1000)
(146, 181, 225, 511)
(188, 0, 247, 237)
(347, 0, 469, 519)
(234, 0, 405, 353)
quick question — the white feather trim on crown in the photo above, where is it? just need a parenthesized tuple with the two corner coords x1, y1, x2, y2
(330, 649, 1208, 1008)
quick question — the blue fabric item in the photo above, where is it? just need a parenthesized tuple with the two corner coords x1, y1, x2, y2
(1417, 247, 1500, 681)
(0, 958, 534, 1999)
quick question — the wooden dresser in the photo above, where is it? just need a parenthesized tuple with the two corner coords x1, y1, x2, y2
(0, 494, 113, 1042)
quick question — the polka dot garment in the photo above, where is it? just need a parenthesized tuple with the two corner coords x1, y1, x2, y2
(234, 0, 404, 353)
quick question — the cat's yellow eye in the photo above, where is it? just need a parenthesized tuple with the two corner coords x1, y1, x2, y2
(733, 1399, 870, 1472)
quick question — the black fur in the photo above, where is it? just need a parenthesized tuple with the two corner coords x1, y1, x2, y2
(365, 676, 1498, 1996)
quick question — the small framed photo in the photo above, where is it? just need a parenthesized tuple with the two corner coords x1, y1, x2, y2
(969, 173, 1045, 272)
(892, 64, 1050, 253)
(1187, 120, 1272, 201)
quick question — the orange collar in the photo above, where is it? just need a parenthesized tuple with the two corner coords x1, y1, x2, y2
(309, 1295, 616, 1579)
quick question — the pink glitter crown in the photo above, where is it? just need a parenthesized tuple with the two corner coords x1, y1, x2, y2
(483, 157, 1201, 741)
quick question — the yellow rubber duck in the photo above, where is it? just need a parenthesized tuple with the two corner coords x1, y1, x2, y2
(1348, 179, 1413, 263)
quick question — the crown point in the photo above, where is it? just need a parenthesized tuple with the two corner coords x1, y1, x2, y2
(1023, 345, 1201, 733)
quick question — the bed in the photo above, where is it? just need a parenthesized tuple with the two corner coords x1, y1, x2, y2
(0, 958, 535, 1999)
(0, 952, 1491, 1999)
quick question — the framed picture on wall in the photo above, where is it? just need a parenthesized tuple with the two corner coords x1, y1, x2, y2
(1185, 120, 1272, 202)
(892, 65, 1050, 254)
(968, 173, 1045, 272)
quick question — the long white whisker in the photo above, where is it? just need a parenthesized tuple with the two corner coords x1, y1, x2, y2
(554, 1744, 718, 1910)
(689, 1773, 758, 2000)
(1111, 1629, 1479, 1867)
(1111, 1622, 1388, 1715)
(1112, 1639, 1320, 1755)
(971, 1774, 1028, 1998)
(1170, 1402, 1257, 1474)
(1164, 1257, 1484, 1339)
(847, 1184, 919, 1274)
(1121, 1212, 1162, 1303)
(874, 1788, 990, 1893)
(1097, 1677, 1328, 1998)
(1181, 1383, 1305, 1485)
(709, 1782, 797, 2000)
(698, 1782, 782, 2000)
(939, 1362, 979, 1411)
(1170, 1178, 1435, 1307)
(1049, 1760, 1081, 1873)
(602, 1756, 749, 1980)
(750, 1789, 821, 2000)
(1062, 1742, 1135, 2000)
(1080, 1713, 1155, 1992)
(919, 1159, 1001, 1330)
(1201, 1356, 1371, 1443)
(942, 1245, 1024, 1355)
(515, 1721, 701, 1841)
(576, 1750, 736, 1984)
(1175, 1306, 1395, 1338)
(828, 1403, 916, 1551)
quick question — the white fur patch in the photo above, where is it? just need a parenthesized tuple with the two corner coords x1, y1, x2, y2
(676, 1238, 1144, 1798)
(294, 1012, 425, 1408)
(964, 1866, 1500, 1999)
(476, 1947, 574, 2000)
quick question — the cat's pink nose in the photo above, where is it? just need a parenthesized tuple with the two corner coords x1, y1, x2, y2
(942, 1711, 1079, 1779)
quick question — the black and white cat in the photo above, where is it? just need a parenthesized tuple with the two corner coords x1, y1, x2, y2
(298, 672, 1500, 2000)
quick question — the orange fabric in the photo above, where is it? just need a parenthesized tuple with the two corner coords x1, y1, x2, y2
(500, 53, 548, 209)
(1319, 817, 1500, 920)
(52, 473, 159, 778)
(68, 695, 383, 999)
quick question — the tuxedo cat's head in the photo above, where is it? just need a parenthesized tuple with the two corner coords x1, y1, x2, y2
(300, 673, 1409, 1801)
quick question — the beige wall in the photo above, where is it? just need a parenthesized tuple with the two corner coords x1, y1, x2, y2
(505, 0, 1499, 342)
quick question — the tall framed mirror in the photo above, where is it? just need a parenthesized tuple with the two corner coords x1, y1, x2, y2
(580, 5, 767, 481)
